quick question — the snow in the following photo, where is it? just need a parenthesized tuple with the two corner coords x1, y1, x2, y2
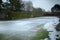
(0, 16, 59, 40)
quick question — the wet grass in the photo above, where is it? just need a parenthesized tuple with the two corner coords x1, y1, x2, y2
(31, 28, 49, 40)
(0, 33, 21, 40)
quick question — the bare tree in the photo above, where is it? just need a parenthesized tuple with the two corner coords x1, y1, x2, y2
(24, 1, 33, 11)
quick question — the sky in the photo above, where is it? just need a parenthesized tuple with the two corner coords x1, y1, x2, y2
(3, 0, 60, 11)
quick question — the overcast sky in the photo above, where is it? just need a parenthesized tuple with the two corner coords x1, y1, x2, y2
(3, 0, 60, 11)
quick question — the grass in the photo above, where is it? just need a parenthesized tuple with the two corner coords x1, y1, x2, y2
(0, 33, 21, 40)
(31, 28, 49, 40)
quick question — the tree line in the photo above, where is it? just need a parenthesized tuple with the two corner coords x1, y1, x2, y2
(0, 0, 44, 20)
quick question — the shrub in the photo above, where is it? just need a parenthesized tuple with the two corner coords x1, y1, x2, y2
(55, 23, 60, 31)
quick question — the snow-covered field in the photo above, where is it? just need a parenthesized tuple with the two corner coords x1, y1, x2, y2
(0, 16, 59, 40)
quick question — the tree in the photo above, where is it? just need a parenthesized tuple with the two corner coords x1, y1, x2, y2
(32, 8, 43, 17)
(33, 8, 43, 13)
(0, 0, 2, 4)
(0, 0, 3, 11)
(9, 0, 23, 11)
(24, 1, 33, 11)
(51, 4, 60, 12)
